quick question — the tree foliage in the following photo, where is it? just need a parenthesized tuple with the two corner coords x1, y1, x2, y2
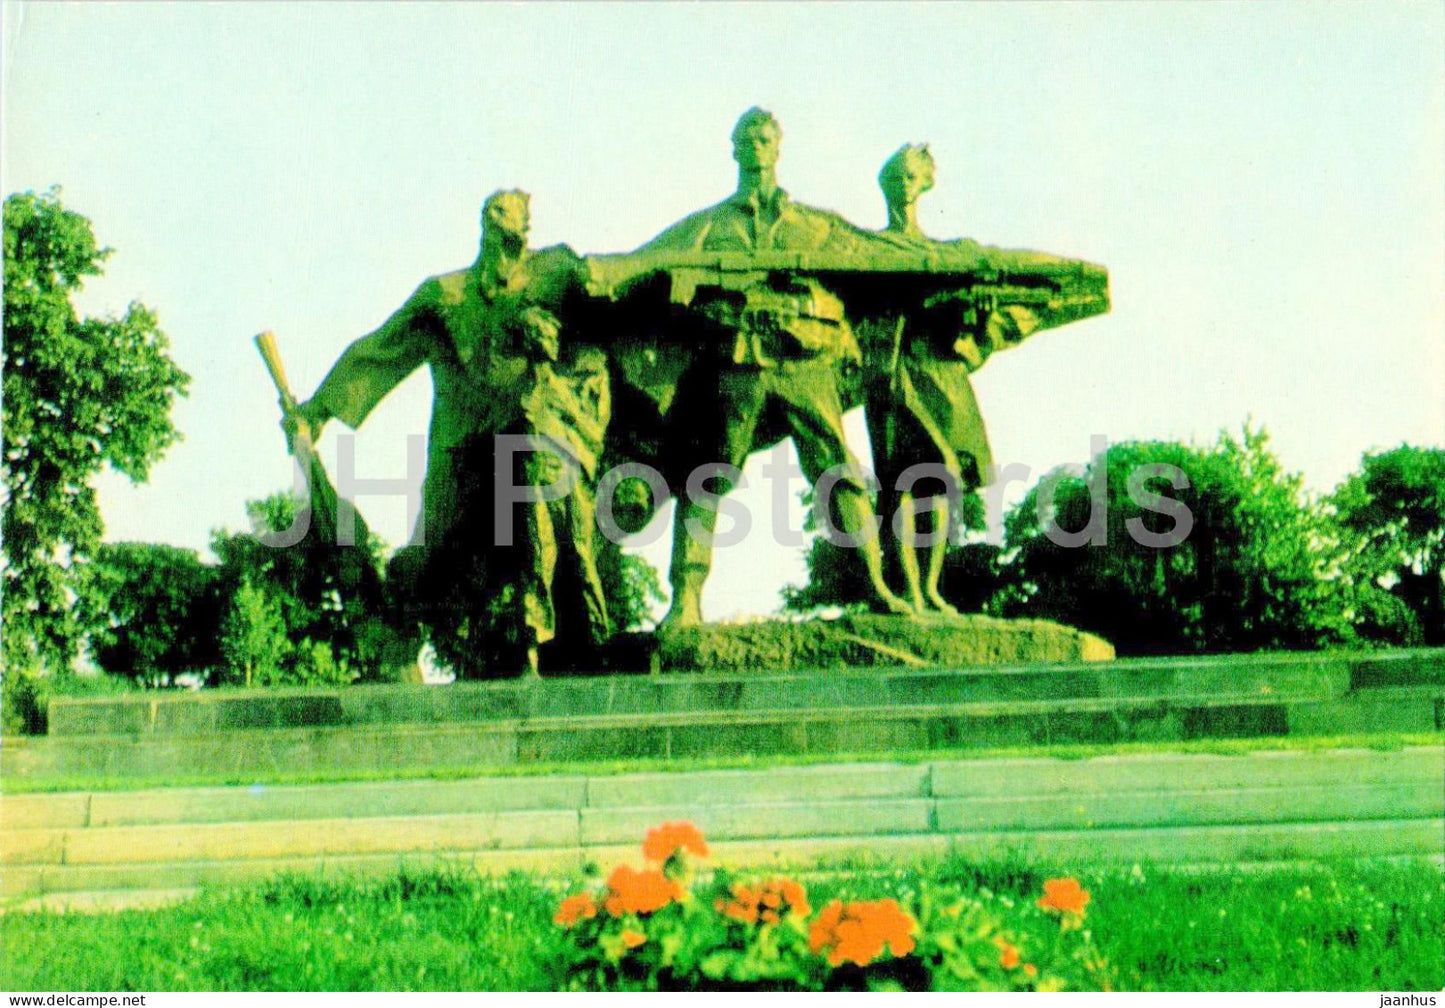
(783, 489, 993, 614)
(2, 189, 190, 672)
(80, 542, 224, 685)
(210, 491, 387, 684)
(998, 426, 1348, 654)
(218, 578, 292, 688)
(1328, 445, 1445, 645)
(782, 423, 1391, 656)
(73, 490, 389, 687)
(73, 487, 665, 686)
(594, 537, 666, 633)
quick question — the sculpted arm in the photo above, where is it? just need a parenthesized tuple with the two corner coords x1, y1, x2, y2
(577, 347, 611, 444)
(295, 282, 441, 438)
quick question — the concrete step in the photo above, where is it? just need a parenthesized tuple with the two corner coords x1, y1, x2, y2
(4, 808, 581, 866)
(6, 775, 1438, 870)
(12, 845, 592, 898)
(3, 797, 933, 868)
(933, 781, 1443, 832)
(11, 649, 1437, 789)
(10, 818, 1440, 900)
(5, 748, 1439, 903)
(0, 763, 929, 830)
(579, 781, 1443, 847)
(0, 792, 91, 830)
(5, 746, 1440, 834)
(698, 817, 1445, 866)
(4, 775, 588, 830)
(6, 748, 1439, 831)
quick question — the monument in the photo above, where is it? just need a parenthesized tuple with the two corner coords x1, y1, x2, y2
(265, 108, 1112, 678)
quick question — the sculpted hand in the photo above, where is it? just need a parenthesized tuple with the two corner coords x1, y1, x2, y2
(952, 335, 987, 371)
(282, 399, 329, 453)
(520, 307, 561, 362)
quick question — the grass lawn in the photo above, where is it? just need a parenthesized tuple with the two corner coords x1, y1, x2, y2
(3, 855, 1440, 991)
(4, 730, 1440, 795)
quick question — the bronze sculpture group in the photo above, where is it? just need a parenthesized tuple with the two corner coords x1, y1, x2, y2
(277, 109, 1110, 678)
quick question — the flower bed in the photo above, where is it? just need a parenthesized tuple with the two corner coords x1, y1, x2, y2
(549, 822, 1111, 991)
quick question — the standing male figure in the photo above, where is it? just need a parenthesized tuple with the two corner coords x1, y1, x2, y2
(638, 107, 914, 629)
(290, 189, 609, 676)
(865, 144, 1042, 613)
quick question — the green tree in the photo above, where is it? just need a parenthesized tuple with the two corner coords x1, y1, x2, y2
(1328, 445, 1445, 645)
(79, 542, 224, 685)
(2, 189, 190, 673)
(210, 491, 389, 682)
(424, 533, 666, 677)
(594, 537, 666, 632)
(218, 578, 291, 687)
(783, 489, 996, 615)
(288, 637, 358, 687)
(999, 425, 1349, 654)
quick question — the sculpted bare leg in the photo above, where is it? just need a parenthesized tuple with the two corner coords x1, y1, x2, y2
(659, 496, 712, 632)
(893, 490, 928, 612)
(519, 494, 557, 678)
(922, 496, 959, 616)
(832, 485, 915, 616)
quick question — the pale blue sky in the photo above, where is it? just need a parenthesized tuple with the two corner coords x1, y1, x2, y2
(4, 2, 1442, 620)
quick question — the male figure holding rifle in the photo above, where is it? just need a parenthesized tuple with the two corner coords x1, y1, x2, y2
(285, 189, 610, 676)
(635, 107, 915, 630)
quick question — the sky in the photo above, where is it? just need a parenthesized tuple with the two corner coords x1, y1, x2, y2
(4, 2, 1443, 622)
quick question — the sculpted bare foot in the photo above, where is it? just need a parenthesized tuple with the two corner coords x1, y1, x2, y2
(657, 595, 704, 636)
(870, 590, 919, 617)
(521, 645, 541, 679)
(926, 590, 961, 618)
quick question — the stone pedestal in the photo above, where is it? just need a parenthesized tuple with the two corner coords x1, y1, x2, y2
(656, 613, 1114, 674)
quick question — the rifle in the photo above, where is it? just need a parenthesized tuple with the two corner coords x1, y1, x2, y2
(584, 246, 1110, 334)
(253, 330, 365, 551)
(887, 315, 906, 393)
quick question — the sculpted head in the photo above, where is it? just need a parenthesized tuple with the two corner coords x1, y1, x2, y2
(731, 107, 782, 172)
(879, 143, 936, 211)
(481, 189, 531, 255)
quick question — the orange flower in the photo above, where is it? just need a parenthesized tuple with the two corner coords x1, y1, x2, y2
(808, 899, 916, 967)
(620, 928, 647, 949)
(602, 864, 681, 916)
(642, 821, 709, 863)
(1037, 877, 1091, 916)
(780, 879, 808, 913)
(993, 935, 1020, 970)
(773, 877, 811, 918)
(719, 877, 811, 926)
(1023, 963, 1039, 978)
(553, 892, 598, 927)
(719, 882, 759, 924)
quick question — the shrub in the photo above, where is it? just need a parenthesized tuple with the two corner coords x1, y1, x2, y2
(1, 662, 46, 734)
(1, 664, 132, 735)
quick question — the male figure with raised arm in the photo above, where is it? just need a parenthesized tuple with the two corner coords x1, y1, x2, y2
(290, 190, 609, 675)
